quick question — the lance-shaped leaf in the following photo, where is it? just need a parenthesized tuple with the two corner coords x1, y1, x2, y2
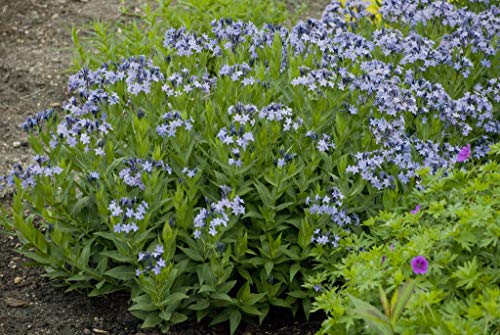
(349, 294, 394, 335)
(390, 280, 416, 322)
(379, 286, 391, 318)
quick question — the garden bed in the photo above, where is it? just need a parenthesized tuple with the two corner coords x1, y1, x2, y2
(1, 0, 498, 334)
(0, 1, 328, 334)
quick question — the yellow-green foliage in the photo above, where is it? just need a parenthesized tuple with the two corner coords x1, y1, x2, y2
(312, 144, 500, 334)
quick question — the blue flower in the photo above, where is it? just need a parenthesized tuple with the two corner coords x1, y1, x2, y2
(21, 108, 55, 132)
(152, 245, 164, 258)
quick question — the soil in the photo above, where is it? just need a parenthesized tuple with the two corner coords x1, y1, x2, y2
(0, 0, 331, 334)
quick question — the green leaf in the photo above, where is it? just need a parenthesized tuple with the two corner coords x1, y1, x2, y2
(264, 261, 274, 276)
(130, 294, 158, 312)
(13, 207, 48, 254)
(217, 280, 237, 294)
(242, 209, 264, 220)
(17, 250, 52, 266)
(188, 299, 210, 311)
(236, 282, 250, 301)
(302, 297, 312, 319)
(209, 308, 231, 327)
(88, 283, 121, 297)
(158, 310, 172, 322)
(229, 310, 242, 335)
(163, 292, 189, 306)
(141, 312, 162, 328)
(170, 312, 188, 325)
(270, 297, 292, 308)
(349, 294, 393, 335)
(383, 189, 399, 210)
(379, 286, 391, 318)
(100, 250, 134, 263)
(274, 201, 296, 212)
(240, 304, 264, 316)
(289, 263, 301, 282)
(253, 180, 273, 205)
(211, 293, 234, 304)
(104, 265, 135, 281)
(199, 284, 215, 293)
(77, 244, 92, 268)
(67, 273, 95, 282)
(390, 280, 416, 322)
(288, 290, 308, 298)
(71, 196, 91, 217)
(179, 246, 204, 262)
(298, 222, 313, 249)
(238, 268, 254, 285)
(335, 112, 347, 135)
(95, 255, 108, 275)
(349, 177, 367, 197)
(246, 292, 267, 306)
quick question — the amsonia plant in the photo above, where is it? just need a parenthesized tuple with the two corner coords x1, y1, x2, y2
(0, 0, 498, 333)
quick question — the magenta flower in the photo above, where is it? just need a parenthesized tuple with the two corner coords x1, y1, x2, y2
(456, 144, 471, 162)
(411, 256, 429, 275)
(410, 205, 421, 215)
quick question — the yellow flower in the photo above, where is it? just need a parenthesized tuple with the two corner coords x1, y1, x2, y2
(341, 0, 382, 24)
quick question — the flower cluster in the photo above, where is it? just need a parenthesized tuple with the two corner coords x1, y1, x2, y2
(311, 228, 341, 247)
(2, 155, 63, 190)
(3, 0, 498, 198)
(119, 157, 172, 189)
(219, 63, 253, 83)
(193, 187, 245, 239)
(163, 27, 221, 57)
(181, 167, 197, 178)
(152, 1, 500, 191)
(68, 56, 163, 97)
(291, 67, 337, 91)
(216, 102, 304, 167)
(316, 134, 336, 153)
(217, 104, 257, 167)
(123, 56, 164, 95)
(55, 114, 112, 150)
(305, 131, 336, 153)
(274, 149, 296, 169)
(346, 138, 459, 189)
(306, 188, 355, 227)
(161, 68, 216, 97)
(258, 103, 303, 132)
(156, 111, 194, 138)
(136, 244, 166, 276)
(21, 108, 55, 132)
(109, 197, 149, 234)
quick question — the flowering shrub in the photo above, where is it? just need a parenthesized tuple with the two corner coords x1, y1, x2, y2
(1, 0, 498, 333)
(311, 143, 500, 334)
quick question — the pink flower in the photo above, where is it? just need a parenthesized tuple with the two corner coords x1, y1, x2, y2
(457, 144, 471, 162)
(411, 256, 429, 275)
(410, 205, 421, 215)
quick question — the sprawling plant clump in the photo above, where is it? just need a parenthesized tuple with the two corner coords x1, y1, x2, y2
(312, 143, 500, 334)
(1, 0, 498, 333)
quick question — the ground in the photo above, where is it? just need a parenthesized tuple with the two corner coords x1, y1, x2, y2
(0, 0, 331, 334)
